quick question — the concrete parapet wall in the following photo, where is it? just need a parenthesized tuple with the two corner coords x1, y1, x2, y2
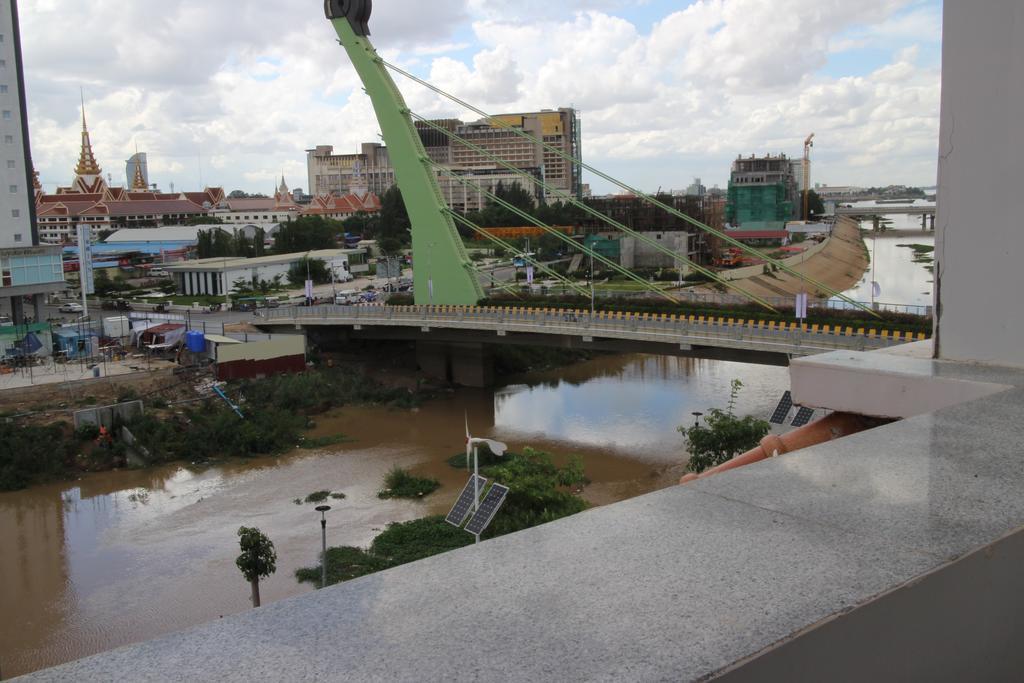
(73, 400, 144, 430)
(723, 232, 831, 281)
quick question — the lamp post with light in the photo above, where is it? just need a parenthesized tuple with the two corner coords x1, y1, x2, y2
(315, 504, 331, 588)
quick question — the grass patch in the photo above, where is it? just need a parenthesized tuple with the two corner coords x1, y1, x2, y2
(304, 490, 331, 503)
(298, 434, 351, 449)
(446, 444, 505, 469)
(298, 448, 588, 588)
(330, 492, 346, 500)
(377, 466, 440, 499)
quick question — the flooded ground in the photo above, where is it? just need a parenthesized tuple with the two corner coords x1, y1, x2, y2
(841, 200, 936, 309)
(0, 354, 786, 677)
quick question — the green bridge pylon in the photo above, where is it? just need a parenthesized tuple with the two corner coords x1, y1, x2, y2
(326, 3, 482, 305)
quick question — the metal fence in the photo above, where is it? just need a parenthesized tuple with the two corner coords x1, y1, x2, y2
(261, 304, 921, 354)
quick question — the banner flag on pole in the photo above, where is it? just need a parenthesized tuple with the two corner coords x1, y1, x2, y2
(526, 265, 535, 284)
(872, 281, 881, 298)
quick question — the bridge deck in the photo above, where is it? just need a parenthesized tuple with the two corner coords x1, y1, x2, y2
(258, 305, 925, 358)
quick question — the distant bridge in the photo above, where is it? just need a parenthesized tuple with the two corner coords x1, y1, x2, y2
(258, 305, 927, 385)
(835, 205, 936, 216)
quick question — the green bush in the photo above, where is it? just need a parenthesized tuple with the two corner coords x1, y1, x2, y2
(298, 447, 589, 588)
(304, 490, 330, 503)
(0, 422, 72, 491)
(75, 423, 100, 441)
(480, 448, 588, 537)
(368, 516, 472, 565)
(377, 466, 440, 499)
(679, 379, 771, 473)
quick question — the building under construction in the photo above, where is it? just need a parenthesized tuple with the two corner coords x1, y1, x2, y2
(725, 154, 800, 230)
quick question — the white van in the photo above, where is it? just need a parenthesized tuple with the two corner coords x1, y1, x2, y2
(334, 290, 360, 305)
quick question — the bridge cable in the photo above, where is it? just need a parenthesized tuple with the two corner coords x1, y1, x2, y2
(449, 211, 593, 297)
(432, 163, 735, 307)
(380, 58, 880, 318)
(413, 113, 776, 310)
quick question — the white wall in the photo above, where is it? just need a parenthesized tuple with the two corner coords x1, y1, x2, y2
(934, 0, 1024, 367)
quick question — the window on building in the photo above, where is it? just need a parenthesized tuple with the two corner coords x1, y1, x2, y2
(13, 233, 21, 242)
(9, 185, 16, 193)
(6, 160, 13, 169)
(0, 60, 6, 67)
(0, 85, 8, 94)
(2, 111, 10, 120)
(3, 135, 12, 144)
(11, 209, 19, 217)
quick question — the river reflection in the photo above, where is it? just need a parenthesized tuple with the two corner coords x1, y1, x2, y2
(839, 200, 936, 309)
(494, 355, 788, 461)
(0, 353, 787, 676)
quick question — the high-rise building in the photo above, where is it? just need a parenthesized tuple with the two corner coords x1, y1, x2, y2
(306, 107, 582, 208)
(725, 154, 799, 230)
(126, 152, 149, 191)
(0, 0, 65, 323)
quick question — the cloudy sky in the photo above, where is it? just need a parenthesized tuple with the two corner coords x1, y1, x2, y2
(19, 0, 942, 196)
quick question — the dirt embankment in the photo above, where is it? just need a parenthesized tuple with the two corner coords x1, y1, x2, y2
(704, 217, 869, 300)
(0, 368, 187, 422)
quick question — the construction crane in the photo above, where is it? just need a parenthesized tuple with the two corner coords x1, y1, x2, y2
(802, 133, 815, 221)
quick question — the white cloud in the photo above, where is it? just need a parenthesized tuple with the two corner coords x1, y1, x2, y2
(21, 0, 941, 195)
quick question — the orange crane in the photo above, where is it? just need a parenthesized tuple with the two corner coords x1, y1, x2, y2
(802, 133, 815, 220)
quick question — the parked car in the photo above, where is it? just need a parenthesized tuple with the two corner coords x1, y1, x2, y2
(59, 302, 84, 313)
(100, 299, 132, 311)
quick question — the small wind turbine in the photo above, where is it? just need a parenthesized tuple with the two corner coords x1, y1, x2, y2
(465, 413, 507, 532)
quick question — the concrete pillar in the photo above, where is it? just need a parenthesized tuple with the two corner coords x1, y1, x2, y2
(929, 214, 936, 230)
(416, 341, 494, 388)
(9, 296, 24, 324)
(32, 293, 44, 323)
(872, 216, 880, 231)
(416, 341, 450, 382)
(450, 342, 494, 388)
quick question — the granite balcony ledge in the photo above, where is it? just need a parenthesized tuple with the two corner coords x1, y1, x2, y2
(22, 388, 1024, 681)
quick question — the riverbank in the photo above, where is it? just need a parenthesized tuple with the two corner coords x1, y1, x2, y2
(0, 353, 788, 676)
(700, 217, 869, 300)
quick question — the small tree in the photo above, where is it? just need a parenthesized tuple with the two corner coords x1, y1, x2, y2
(679, 379, 770, 474)
(236, 526, 276, 607)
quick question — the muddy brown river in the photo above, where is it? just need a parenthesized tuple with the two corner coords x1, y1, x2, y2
(0, 354, 786, 677)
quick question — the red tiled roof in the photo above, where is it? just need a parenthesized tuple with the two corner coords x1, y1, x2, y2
(80, 199, 207, 217)
(40, 193, 104, 204)
(225, 198, 276, 211)
(304, 192, 382, 215)
(37, 201, 100, 216)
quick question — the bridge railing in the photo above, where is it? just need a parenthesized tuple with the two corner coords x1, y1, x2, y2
(260, 304, 927, 350)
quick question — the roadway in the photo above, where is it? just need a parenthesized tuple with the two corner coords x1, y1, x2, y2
(257, 304, 925, 367)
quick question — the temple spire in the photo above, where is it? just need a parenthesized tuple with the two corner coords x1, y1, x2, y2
(74, 93, 102, 178)
(130, 144, 147, 191)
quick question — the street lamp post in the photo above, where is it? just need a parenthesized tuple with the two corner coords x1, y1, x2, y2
(692, 411, 703, 427)
(589, 249, 595, 320)
(315, 504, 331, 588)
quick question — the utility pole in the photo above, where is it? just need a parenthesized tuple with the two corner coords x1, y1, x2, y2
(589, 249, 595, 320)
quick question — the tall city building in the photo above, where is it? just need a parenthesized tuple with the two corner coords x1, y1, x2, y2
(0, 0, 65, 323)
(126, 152, 149, 191)
(306, 107, 582, 209)
(725, 154, 800, 230)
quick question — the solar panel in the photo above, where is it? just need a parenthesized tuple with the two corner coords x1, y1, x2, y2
(445, 474, 488, 527)
(769, 391, 794, 424)
(464, 484, 510, 536)
(791, 406, 815, 427)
